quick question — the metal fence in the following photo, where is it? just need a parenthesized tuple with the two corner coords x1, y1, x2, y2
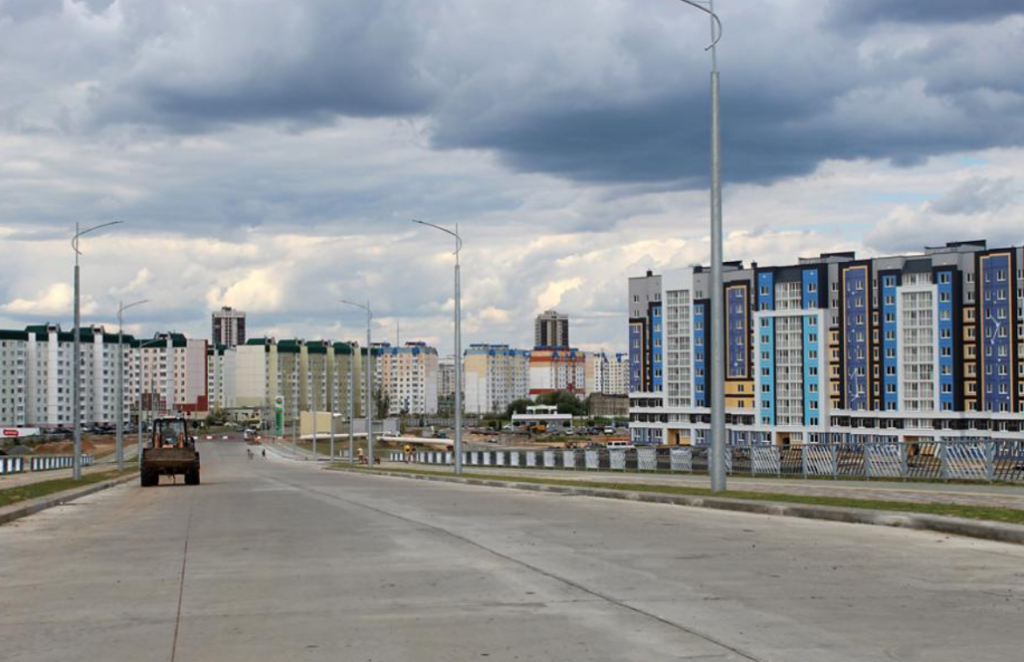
(0, 455, 94, 475)
(388, 441, 1024, 483)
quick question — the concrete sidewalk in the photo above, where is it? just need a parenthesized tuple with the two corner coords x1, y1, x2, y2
(385, 462, 1024, 510)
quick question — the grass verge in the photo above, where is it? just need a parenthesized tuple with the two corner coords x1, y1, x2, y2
(0, 469, 137, 509)
(332, 465, 1024, 526)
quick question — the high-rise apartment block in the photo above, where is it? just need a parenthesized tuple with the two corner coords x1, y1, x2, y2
(0, 330, 29, 426)
(584, 351, 631, 396)
(629, 271, 663, 394)
(629, 241, 1024, 446)
(211, 306, 246, 348)
(0, 324, 208, 428)
(529, 347, 586, 397)
(464, 344, 530, 414)
(376, 342, 439, 415)
(534, 310, 569, 348)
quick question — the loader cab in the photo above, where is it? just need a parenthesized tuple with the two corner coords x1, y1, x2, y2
(151, 418, 195, 449)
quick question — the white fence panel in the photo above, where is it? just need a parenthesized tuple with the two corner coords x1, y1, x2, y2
(610, 449, 626, 471)
(543, 450, 556, 468)
(637, 447, 657, 471)
(525, 452, 537, 468)
(944, 443, 988, 481)
(585, 450, 600, 470)
(752, 446, 780, 474)
(868, 444, 903, 478)
(804, 446, 835, 476)
(669, 447, 692, 472)
(562, 450, 576, 469)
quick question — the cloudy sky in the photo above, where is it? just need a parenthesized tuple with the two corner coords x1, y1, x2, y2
(1, 0, 1022, 355)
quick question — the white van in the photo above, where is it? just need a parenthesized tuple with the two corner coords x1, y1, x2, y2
(606, 440, 635, 451)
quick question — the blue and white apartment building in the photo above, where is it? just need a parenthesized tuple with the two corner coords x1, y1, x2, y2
(629, 240, 1024, 446)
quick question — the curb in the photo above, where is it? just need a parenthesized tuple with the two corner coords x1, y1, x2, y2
(335, 468, 1024, 546)
(0, 473, 137, 527)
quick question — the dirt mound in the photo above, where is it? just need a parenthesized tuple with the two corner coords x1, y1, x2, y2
(34, 436, 113, 455)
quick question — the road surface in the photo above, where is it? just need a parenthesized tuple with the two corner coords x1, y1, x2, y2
(385, 462, 1024, 510)
(0, 441, 1021, 662)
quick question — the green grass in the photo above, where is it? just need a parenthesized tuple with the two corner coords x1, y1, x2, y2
(0, 469, 138, 509)
(332, 465, 1024, 526)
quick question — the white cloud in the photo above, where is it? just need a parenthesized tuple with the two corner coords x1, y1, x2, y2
(2, 282, 96, 316)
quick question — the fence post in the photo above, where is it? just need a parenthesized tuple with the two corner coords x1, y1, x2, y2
(939, 442, 948, 482)
(801, 444, 807, 479)
(863, 441, 871, 479)
(831, 444, 838, 479)
(986, 440, 996, 483)
(900, 442, 908, 482)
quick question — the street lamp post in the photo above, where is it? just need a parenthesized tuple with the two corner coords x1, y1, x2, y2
(411, 219, 463, 474)
(348, 344, 355, 461)
(341, 300, 374, 465)
(670, 0, 726, 492)
(71, 220, 123, 481)
(117, 299, 149, 472)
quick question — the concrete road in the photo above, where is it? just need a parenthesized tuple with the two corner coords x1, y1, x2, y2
(1, 442, 1021, 662)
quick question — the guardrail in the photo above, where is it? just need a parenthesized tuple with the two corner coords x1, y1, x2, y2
(388, 441, 1024, 484)
(0, 455, 95, 475)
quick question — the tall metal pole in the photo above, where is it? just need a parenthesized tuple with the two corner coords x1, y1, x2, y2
(453, 226, 463, 475)
(341, 300, 374, 464)
(411, 219, 463, 474)
(365, 302, 374, 465)
(73, 223, 81, 480)
(71, 220, 122, 480)
(117, 304, 123, 470)
(117, 299, 148, 472)
(329, 366, 335, 461)
(348, 344, 355, 461)
(670, 0, 726, 492)
(707, 0, 726, 493)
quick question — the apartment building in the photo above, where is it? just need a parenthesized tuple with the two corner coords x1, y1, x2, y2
(528, 346, 586, 398)
(629, 270, 663, 394)
(0, 330, 28, 426)
(464, 344, 530, 415)
(376, 342, 438, 415)
(207, 344, 237, 410)
(629, 241, 1024, 446)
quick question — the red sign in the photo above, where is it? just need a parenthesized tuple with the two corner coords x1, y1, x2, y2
(3, 429, 18, 437)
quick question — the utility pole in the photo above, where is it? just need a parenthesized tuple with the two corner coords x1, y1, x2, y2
(117, 299, 148, 472)
(411, 219, 464, 474)
(71, 220, 122, 480)
(672, 0, 726, 492)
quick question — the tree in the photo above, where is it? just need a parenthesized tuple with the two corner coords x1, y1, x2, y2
(373, 387, 391, 419)
(505, 398, 533, 418)
(535, 391, 587, 416)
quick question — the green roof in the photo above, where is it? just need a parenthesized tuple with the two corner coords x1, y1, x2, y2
(278, 339, 302, 353)
(332, 342, 356, 355)
(0, 329, 29, 341)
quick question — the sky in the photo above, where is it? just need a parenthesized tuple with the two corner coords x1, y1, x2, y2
(1, 0, 1022, 355)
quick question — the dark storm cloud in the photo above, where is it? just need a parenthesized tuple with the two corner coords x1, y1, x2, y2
(88, 0, 436, 132)
(829, 0, 1024, 27)
(4, 0, 1024, 193)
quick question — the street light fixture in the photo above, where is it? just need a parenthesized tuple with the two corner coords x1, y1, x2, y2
(116, 299, 149, 472)
(341, 300, 374, 465)
(71, 220, 123, 480)
(667, 0, 726, 492)
(411, 219, 464, 475)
